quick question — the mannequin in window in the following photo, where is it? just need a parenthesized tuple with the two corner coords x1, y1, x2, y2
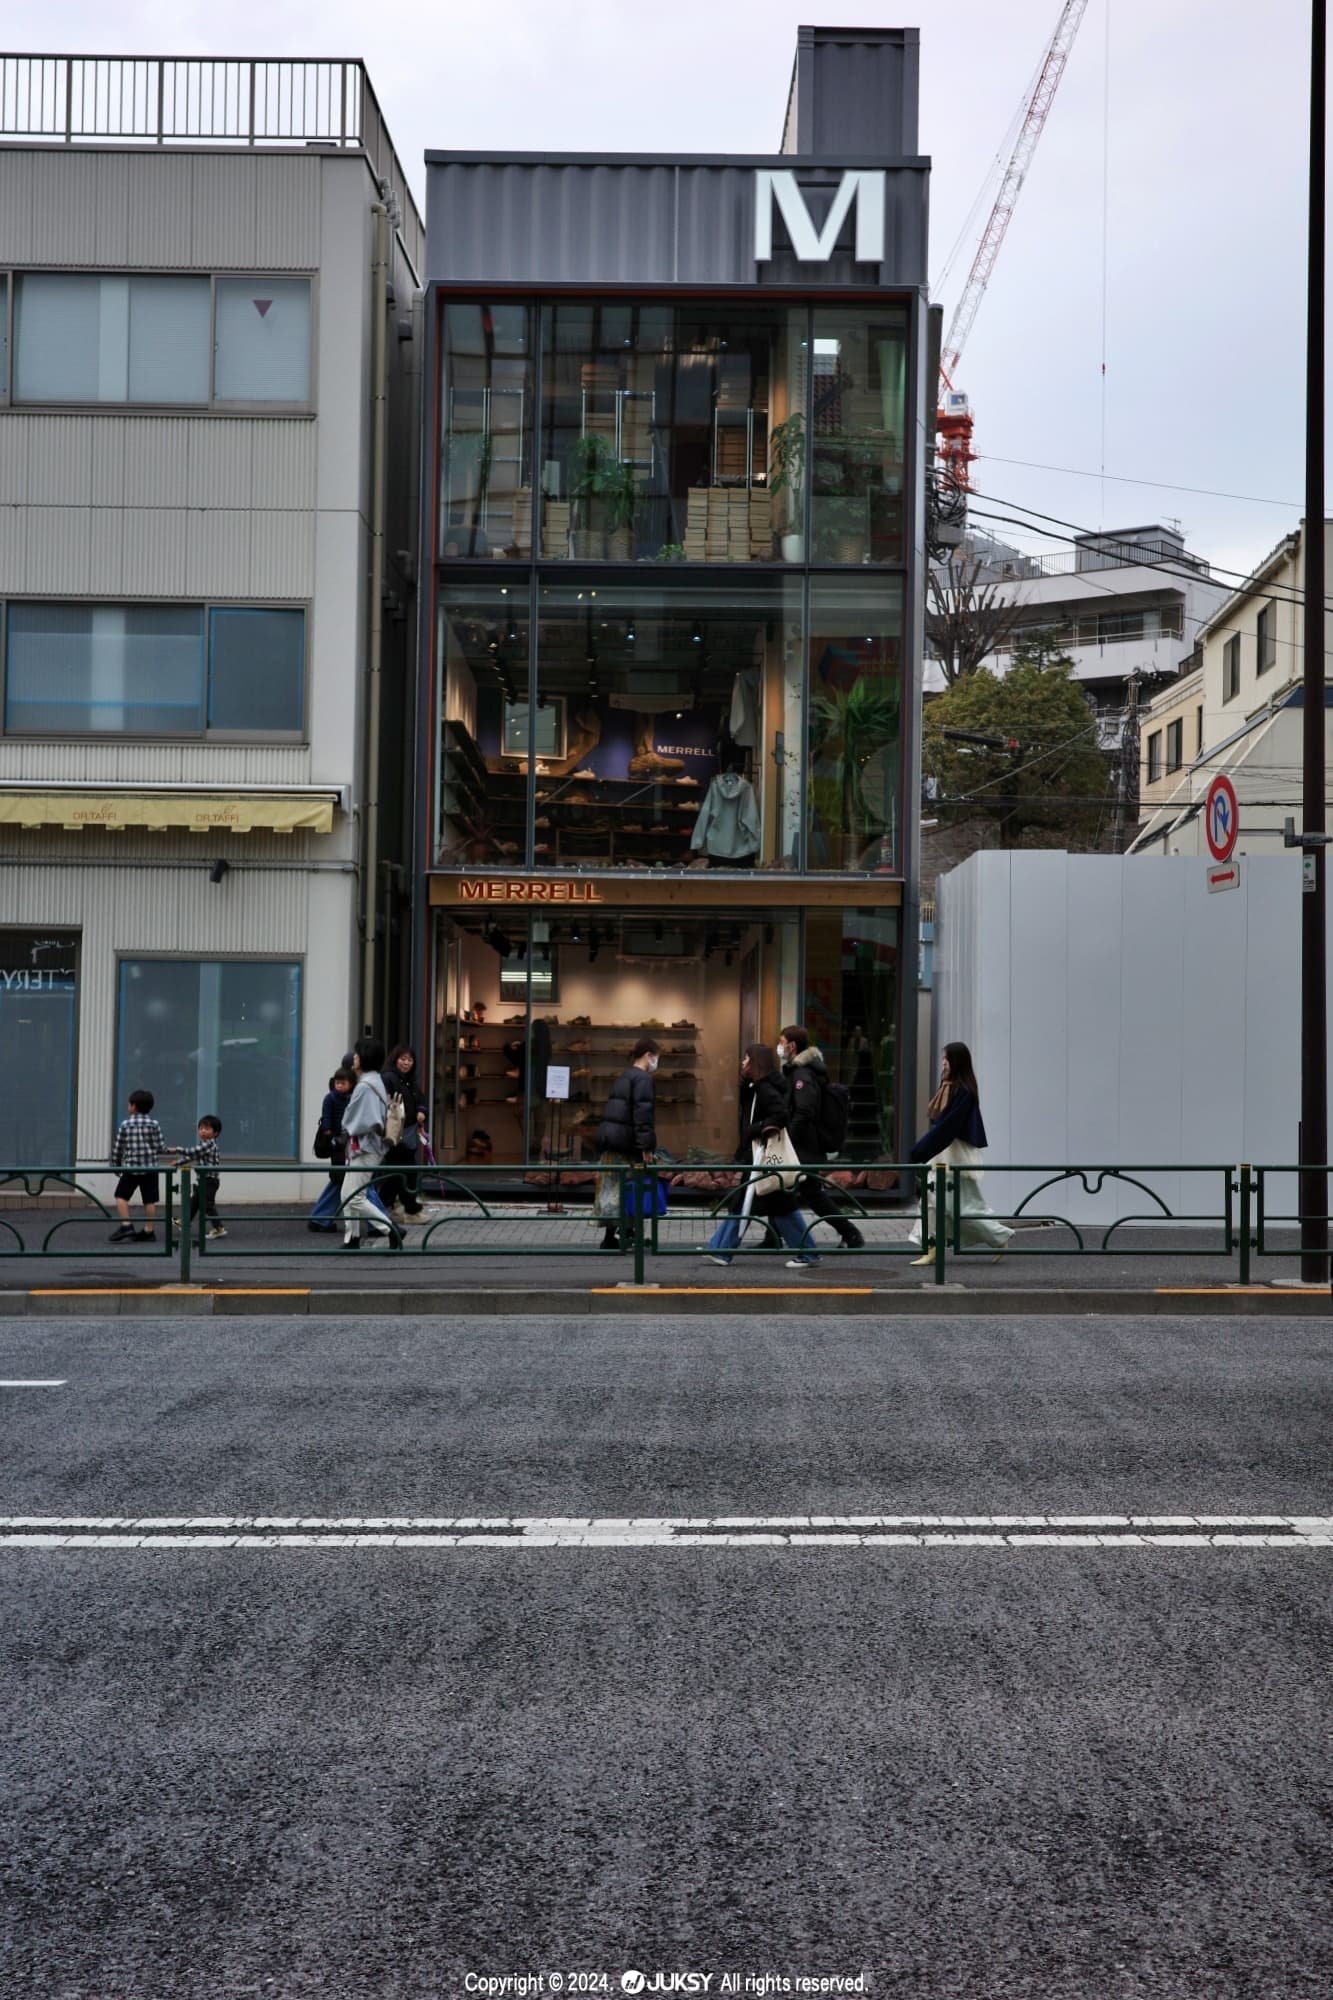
(690, 745, 760, 868)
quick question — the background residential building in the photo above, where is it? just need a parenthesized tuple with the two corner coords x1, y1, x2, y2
(0, 55, 422, 1178)
(1132, 520, 1333, 855)
(931, 520, 1226, 745)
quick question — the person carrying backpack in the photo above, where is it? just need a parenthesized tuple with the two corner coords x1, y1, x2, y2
(778, 1025, 865, 1250)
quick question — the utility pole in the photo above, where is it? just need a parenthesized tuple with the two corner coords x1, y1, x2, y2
(1111, 671, 1141, 855)
(1299, 0, 1328, 1283)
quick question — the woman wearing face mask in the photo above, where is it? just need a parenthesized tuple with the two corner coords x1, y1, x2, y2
(701, 1043, 819, 1269)
(378, 1043, 428, 1225)
(593, 1036, 660, 1252)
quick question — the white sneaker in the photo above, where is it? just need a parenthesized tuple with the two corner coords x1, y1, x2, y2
(702, 1253, 732, 1267)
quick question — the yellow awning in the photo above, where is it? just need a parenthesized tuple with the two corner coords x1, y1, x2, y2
(0, 792, 337, 834)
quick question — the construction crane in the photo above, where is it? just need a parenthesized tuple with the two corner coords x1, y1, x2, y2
(936, 0, 1091, 491)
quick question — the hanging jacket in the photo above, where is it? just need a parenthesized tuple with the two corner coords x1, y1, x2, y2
(596, 1065, 657, 1157)
(690, 770, 761, 860)
(909, 1086, 988, 1163)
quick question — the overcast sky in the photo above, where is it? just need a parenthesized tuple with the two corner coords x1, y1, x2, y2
(10, 0, 1323, 580)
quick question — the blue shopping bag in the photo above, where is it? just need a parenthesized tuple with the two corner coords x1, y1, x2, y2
(621, 1174, 669, 1219)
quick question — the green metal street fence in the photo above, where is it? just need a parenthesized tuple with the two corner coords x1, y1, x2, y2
(0, 1161, 1327, 1287)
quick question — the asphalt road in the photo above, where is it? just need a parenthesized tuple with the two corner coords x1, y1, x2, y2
(1, 1311, 1329, 1999)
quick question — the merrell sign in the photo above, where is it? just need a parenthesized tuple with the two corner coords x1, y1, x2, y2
(458, 879, 603, 903)
(753, 169, 886, 263)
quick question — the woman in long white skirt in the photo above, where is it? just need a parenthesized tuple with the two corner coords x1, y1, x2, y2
(907, 1042, 1014, 1264)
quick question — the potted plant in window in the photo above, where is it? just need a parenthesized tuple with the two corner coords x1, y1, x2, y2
(809, 673, 901, 869)
(811, 429, 897, 564)
(569, 434, 636, 559)
(768, 413, 806, 564)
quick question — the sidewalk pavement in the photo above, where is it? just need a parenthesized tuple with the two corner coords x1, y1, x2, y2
(1, 1200, 1328, 1315)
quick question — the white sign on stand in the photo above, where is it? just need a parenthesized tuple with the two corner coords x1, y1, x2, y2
(545, 1065, 571, 1101)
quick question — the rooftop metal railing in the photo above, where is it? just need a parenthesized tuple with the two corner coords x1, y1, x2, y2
(0, 54, 423, 273)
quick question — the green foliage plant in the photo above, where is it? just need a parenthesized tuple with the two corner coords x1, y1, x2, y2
(922, 639, 1112, 848)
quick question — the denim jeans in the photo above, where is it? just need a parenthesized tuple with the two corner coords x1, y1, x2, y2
(705, 1205, 818, 1262)
(311, 1172, 389, 1229)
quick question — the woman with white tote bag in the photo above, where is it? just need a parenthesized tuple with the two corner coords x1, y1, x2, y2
(907, 1042, 1014, 1265)
(701, 1044, 819, 1268)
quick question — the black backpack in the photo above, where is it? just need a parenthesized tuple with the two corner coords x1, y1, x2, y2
(816, 1078, 851, 1155)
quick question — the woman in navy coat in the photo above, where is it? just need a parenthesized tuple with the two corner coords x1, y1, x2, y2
(908, 1041, 1013, 1262)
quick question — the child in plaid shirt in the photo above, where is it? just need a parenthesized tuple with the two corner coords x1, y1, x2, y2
(110, 1089, 167, 1243)
(173, 1115, 226, 1238)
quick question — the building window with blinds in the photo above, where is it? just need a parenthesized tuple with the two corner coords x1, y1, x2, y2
(8, 272, 311, 408)
(3, 603, 306, 737)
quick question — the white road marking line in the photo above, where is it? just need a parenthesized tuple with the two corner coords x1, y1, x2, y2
(0, 1380, 66, 1388)
(0, 1514, 1328, 1549)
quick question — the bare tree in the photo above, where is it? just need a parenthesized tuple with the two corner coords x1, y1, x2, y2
(925, 554, 1029, 685)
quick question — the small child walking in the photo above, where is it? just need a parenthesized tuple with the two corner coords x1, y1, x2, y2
(110, 1089, 167, 1243)
(175, 1115, 225, 1238)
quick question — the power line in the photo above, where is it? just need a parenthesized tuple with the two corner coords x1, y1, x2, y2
(965, 501, 1329, 627)
(967, 487, 1324, 609)
(977, 453, 1300, 511)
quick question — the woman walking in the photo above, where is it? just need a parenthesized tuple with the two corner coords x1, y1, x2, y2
(594, 1036, 659, 1252)
(701, 1044, 819, 1268)
(378, 1043, 428, 1224)
(908, 1041, 1013, 1264)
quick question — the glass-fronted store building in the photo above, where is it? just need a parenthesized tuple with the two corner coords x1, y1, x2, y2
(416, 26, 929, 1169)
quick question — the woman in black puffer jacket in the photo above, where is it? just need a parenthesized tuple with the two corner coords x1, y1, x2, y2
(378, 1044, 428, 1221)
(594, 1036, 659, 1251)
(701, 1044, 818, 1268)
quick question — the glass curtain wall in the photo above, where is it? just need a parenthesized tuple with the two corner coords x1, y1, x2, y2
(540, 302, 807, 564)
(432, 908, 802, 1167)
(435, 297, 912, 877)
(439, 302, 535, 560)
(534, 574, 802, 871)
(436, 578, 531, 866)
(809, 306, 908, 565)
(807, 577, 904, 873)
(802, 907, 900, 1160)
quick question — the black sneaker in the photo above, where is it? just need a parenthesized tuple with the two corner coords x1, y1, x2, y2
(134, 1229, 156, 1242)
(109, 1224, 135, 1243)
(840, 1225, 866, 1249)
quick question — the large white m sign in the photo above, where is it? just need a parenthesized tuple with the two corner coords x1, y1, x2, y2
(754, 169, 886, 264)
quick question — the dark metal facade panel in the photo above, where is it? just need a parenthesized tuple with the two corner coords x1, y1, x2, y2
(425, 159, 929, 290)
(788, 25, 921, 159)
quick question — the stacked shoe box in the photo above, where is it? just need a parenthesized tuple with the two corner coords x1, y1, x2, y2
(511, 488, 533, 557)
(684, 488, 709, 560)
(748, 489, 773, 559)
(728, 491, 752, 560)
(542, 500, 571, 557)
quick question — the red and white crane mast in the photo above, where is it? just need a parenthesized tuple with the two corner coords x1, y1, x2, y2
(936, 0, 1091, 490)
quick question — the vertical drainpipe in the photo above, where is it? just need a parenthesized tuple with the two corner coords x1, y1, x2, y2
(361, 199, 390, 1032)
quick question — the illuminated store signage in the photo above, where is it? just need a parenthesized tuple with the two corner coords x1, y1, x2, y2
(458, 879, 603, 904)
(753, 169, 886, 264)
